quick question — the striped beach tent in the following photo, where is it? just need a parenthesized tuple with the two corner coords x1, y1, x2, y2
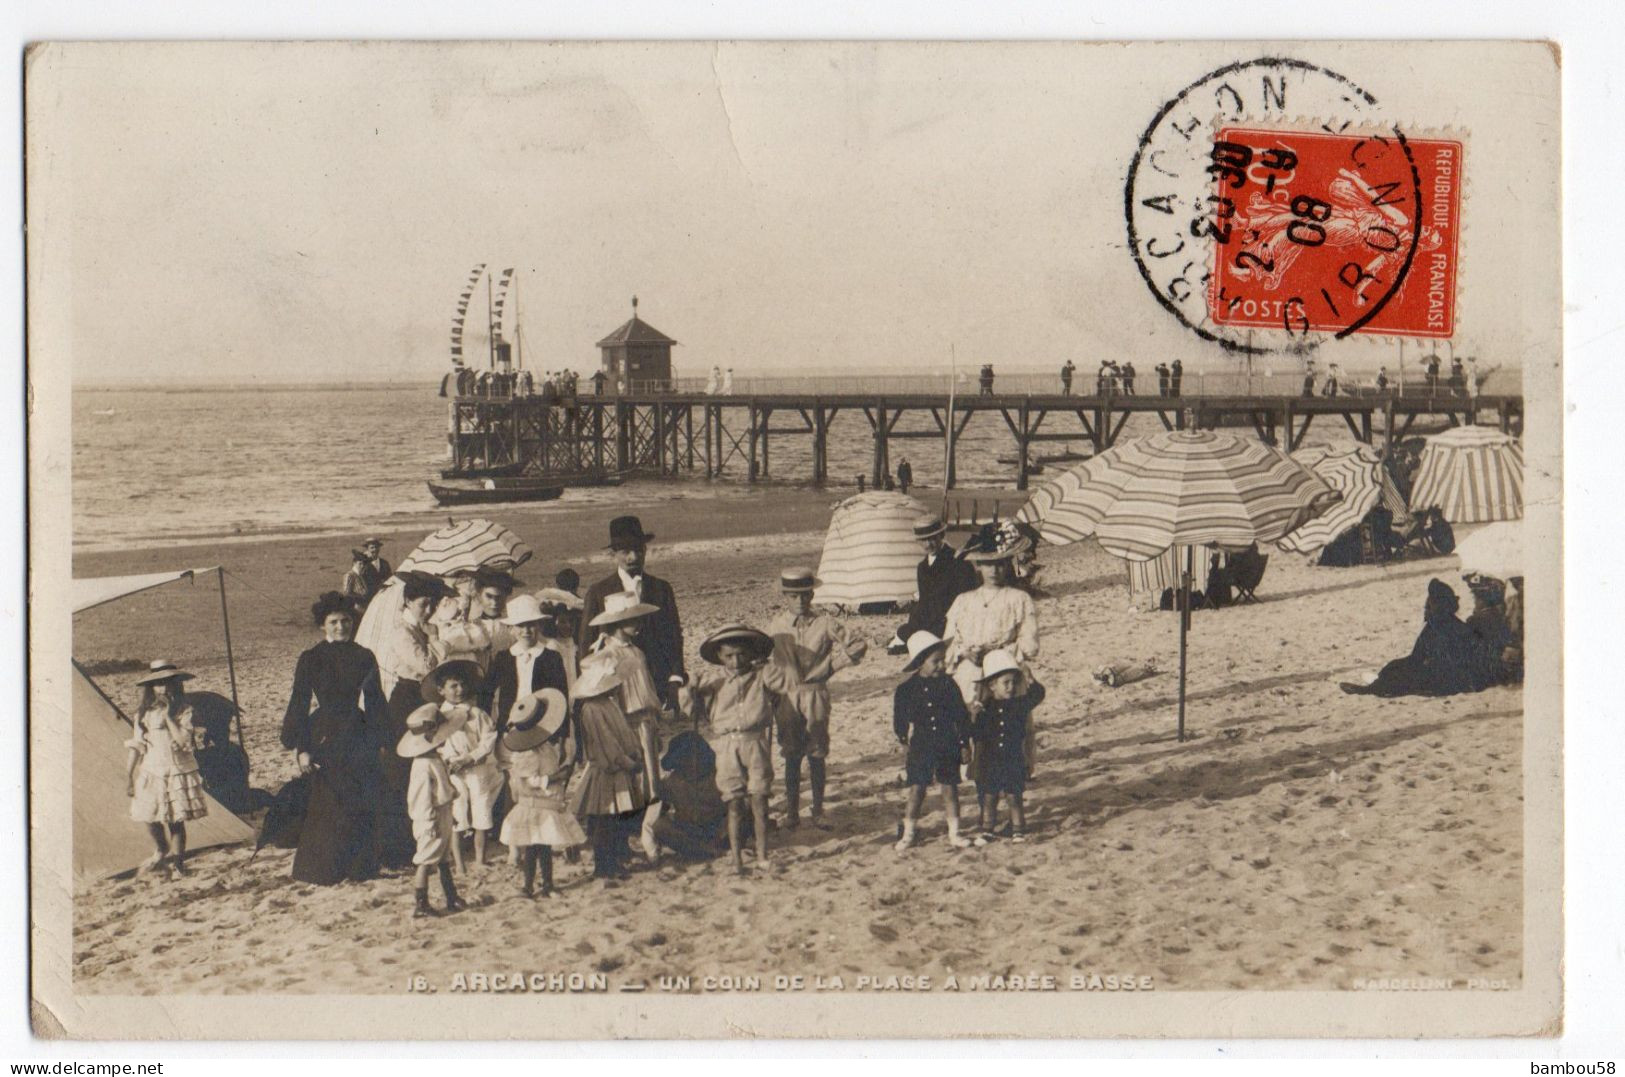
(1126, 545, 1213, 598)
(398, 518, 533, 576)
(1408, 426, 1523, 523)
(813, 491, 932, 609)
(1015, 430, 1337, 560)
(1277, 444, 1408, 555)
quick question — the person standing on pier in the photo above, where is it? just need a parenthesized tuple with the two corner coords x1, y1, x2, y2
(1096, 360, 1111, 396)
(1425, 354, 1441, 395)
(1449, 357, 1466, 396)
(722, 368, 735, 395)
(580, 516, 686, 706)
(591, 369, 607, 396)
(1169, 359, 1184, 397)
(706, 366, 721, 395)
(1121, 360, 1137, 395)
(1156, 362, 1171, 397)
(1322, 363, 1342, 397)
(1302, 361, 1318, 398)
(979, 364, 995, 396)
(1377, 366, 1390, 393)
(1060, 360, 1075, 396)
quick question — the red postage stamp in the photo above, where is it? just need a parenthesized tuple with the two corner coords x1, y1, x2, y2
(1207, 126, 1463, 339)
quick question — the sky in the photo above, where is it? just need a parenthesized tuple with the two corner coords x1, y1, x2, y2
(31, 41, 1553, 386)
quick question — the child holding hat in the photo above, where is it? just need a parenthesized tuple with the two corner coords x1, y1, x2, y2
(766, 566, 866, 829)
(396, 703, 469, 918)
(125, 660, 208, 877)
(892, 632, 973, 851)
(678, 624, 796, 874)
(499, 688, 584, 898)
(968, 649, 1046, 845)
(424, 659, 502, 871)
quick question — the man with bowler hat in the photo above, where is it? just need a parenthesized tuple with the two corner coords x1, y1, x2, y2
(579, 516, 686, 704)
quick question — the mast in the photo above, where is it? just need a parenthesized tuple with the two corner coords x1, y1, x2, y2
(513, 271, 522, 371)
(486, 273, 496, 369)
(943, 343, 958, 510)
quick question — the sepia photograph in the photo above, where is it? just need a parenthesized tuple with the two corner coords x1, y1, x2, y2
(25, 38, 1563, 1040)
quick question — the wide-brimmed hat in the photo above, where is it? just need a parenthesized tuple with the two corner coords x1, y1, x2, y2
(699, 623, 775, 666)
(135, 659, 196, 687)
(419, 658, 485, 703)
(961, 521, 1033, 563)
(501, 594, 550, 627)
(396, 702, 467, 758)
(901, 631, 952, 673)
(363, 537, 384, 547)
(397, 570, 456, 599)
(779, 566, 821, 593)
(570, 663, 623, 701)
(588, 591, 661, 628)
(502, 688, 569, 751)
(532, 587, 584, 611)
(607, 515, 655, 550)
(975, 649, 1023, 683)
(912, 516, 948, 541)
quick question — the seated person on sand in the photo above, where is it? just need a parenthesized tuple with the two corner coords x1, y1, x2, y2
(1464, 573, 1523, 685)
(650, 730, 751, 861)
(1340, 579, 1501, 697)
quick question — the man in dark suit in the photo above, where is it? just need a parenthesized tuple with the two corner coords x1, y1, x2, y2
(358, 538, 391, 597)
(889, 516, 978, 653)
(579, 515, 685, 703)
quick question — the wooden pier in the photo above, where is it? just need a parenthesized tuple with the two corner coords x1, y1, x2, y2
(447, 390, 1523, 490)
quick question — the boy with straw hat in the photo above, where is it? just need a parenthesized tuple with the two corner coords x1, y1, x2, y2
(766, 566, 867, 829)
(892, 631, 973, 851)
(396, 703, 469, 918)
(678, 624, 796, 874)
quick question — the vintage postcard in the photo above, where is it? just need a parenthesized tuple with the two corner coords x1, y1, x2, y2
(27, 40, 1561, 1039)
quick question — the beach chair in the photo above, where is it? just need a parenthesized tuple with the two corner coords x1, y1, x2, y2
(1228, 547, 1269, 604)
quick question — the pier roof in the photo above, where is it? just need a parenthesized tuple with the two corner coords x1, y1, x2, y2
(596, 315, 678, 348)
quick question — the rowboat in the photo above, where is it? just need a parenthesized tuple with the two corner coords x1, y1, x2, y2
(427, 480, 564, 506)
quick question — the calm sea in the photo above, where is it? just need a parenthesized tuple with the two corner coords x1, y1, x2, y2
(72, 385, 1109, 551)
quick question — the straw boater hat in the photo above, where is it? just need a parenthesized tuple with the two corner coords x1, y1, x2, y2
(501, 594, 548, 627)
(364, 537, 384, 547)
(900, 631, 952, 674)
(532, 587, 584, 611)
(779, 566, 821, 593)
(974, 649, 1023, 683)
(587, 591, 660, 628)
(135, 659, 195, 687)
(501, 688, 569, 752)
(396, 702, 467, 758)
(913, 516, 948, 541)
(419, 658, 485, 703)
(699, 623, 775, 666)
(570, 663, 623, 702)
(607, 515, 655, 550)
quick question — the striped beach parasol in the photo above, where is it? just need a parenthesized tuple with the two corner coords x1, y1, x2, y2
(1015, 430, 1337, 560)
(1277, 444, 1407, 555)
(1407, 426, 1523, 523)
(1016, 429, 1337, 739)
(813, 491, 932, 609)
(398, 518, 533, 577)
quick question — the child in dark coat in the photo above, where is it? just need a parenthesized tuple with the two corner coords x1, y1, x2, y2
(892, 632, 972, 851)
(970, 649, 1046, 845)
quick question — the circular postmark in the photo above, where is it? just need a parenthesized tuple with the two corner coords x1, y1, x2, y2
(1125, 57, 1424, 355)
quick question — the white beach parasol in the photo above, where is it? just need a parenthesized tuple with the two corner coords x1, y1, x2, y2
(1455, 522, 1522, 580)
(398, 518, 533, 576)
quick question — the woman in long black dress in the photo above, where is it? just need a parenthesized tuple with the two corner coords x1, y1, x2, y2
(280, 592, 391, 885)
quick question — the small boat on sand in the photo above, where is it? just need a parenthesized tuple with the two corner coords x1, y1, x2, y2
(428, 479, 564, 506)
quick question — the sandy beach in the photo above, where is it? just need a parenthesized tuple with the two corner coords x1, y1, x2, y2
(68, 484, 1523, 994)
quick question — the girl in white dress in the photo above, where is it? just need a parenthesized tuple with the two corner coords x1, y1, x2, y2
(125, 661, 209, 877)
